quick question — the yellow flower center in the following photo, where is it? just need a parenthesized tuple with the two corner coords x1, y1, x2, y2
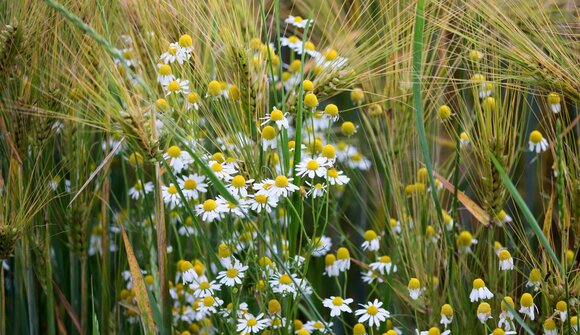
(438, 105, 451, 119)
(247, 318, 257, 327)
(203, 296, 214, 307)
(364, 230, 377, 241)
(211, 163, 223, 172)
(290, 59, 301, 72)
(380, 256, 391, 263)
(520, 293, 533, 307)
(457, 231, 473, 247)
(499, 249, 511, 261)
(305, 41, 315, 51)
(428, 328, 441, 335)
(529, 130, 543, 144)
(325, 254, 336, 266)
(341, 122, 356, 135)
(441, 304, 453, 316)
(179, 34, 193, 47)
(199, 281, 210, 290)
(167, 81, 180, 92)
(207, 80, 222, 96)
(187, 92, 200, 103)
(255, 194, 268, 204)
(183, 179, 197, 190)
(408, 278, 420, 289)
(167, 146, 181, 158)
(294, 16, 303, 23)
(168, 46, 177, 55)
(501, 297, 514, 311)
(477, 302, 491, 314)
(270, 109, 284, 121)
(288, 35, 300, 43)
(167, 185, 178, 195)
(337, 247, 350, 260)
(275, 176, 289, 187)
(544, 319, 556, 330)
(203, 200, 217, 211)
(226, 268, 239, 278)
(324, 49, 338, 61)
(134, 182, 143, 191)
(547, 92, 560, 104)
(556, 300, 567, 312)
(327, 168, 339, 178)
(231, 175, 246, 188)
(322, 145, 336, 159)
(306, 160, 319, 171)
(332, 297, 343, 306)
(473, 278, 485, 289)
(304, 93, 318, 108)
(279, 274, 292, 285)
(303, 80, 314, 91)
(159, 64, 172, 75)
(367, 305, 378, 315)
(529, 268, 541, 282)
(262, 126, 277, 140)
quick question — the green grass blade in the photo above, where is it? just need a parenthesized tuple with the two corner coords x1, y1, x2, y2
(489, 152, 564, 274)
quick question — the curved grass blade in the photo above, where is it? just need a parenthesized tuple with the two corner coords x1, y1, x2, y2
(489, 152, 564, 274)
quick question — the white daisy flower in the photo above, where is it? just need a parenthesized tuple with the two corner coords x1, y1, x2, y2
(129, 181, 154, 200)
(314, 49, 348, 70)
(160, 42, 189, 64)
(162, 184, 181, 208)
(296, 157, 329, 178)
(156, 64, 175, 84)
(284, 15, 312, 29)
(477, 302, 493, 323)
(361, 230, 381, 252)
(470, 278, 494, 302)
(369, 256, 397, 275)
(440, 304, 453, 328)
(208, 160, 237, 181)
(526, 268, 542, 292)
(196, 295, 223, 316)
(269, 272, 299, 298)
(361, 270, 384, 284)
(280, 35, 302, 50)
(216, 259, 248, 287)
(261, 107, 289, 129)
(311, 236, 332, 257)
(417, 328, 450, 335)
(348, 152, 372, 170)
(189, 277, 221, 298)
(528, 130, 549, 153)
(306, 181, 327, 199)
(249, 193, 278, 213)
(322, 296, 353, 317)
(261, 125, 278, 151)
(304, 320, 333, 334)
(178, 174, 208, 200)
(237, 313, 269, 335)
(164, 78, 190, 96)
(519, 293, 537, 321)
(408, 278, 424, 300)
(355, 299, 390, 327)
(498, 250, 514, 271)
(494, 210, 513, 226)
(266, 175, 300, 198)
(547, 92, 561, 114)
(218, 196, 249, 218)
(163, 146, 193, 174)
(326, 168, 350, 185)
(195, 198, 228, 222)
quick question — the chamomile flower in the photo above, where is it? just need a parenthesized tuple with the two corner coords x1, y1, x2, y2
(261, 107, 289, 129)
(495, 210, 513, 226)
(296, 157, 329, 178)
(208, 160, 237, 181)
(477, 302, 493, 323)
(355, 299, 390, 327)
(177, 260, 198, 284)
(186, 92, 201, 110)
(408, 278, 424, 300)
(161, 42, 187, 64)
(570, 315, 578, 332)
(361, 230, 380, 251)
(529, 130, 549, 153)
(216, 259, 248, 287)
(164, 146, 193, 174)
(189, 278, 221, 298)
(249, 193, 278, 213)
(526, 268, 542, 291)
(195, 198, 228, 222)
(460, 132, 470, 147)
(389, 218, 402, 234)
(440, 304, 453, 328)
(162, 183, 181, 208)
(498, 250, 514, 271)
(335, 247, 351, 272)
(417, 327, 450, 335)
(129, 181, 154, 200)
(196, 295, 223, 316)
(547, 92, 561, 114)
(261, 126, 278, 151)
(178, 174, 208, 200)
(227, 175, 253, 198)
(237, 313, 269, 335)
(284, 15, 312, 29)
(490, 328, 517, 335)
(361, 270, 384, 284)
(470, 278, 494, 302)
(370, 256, 397, 275)
(555, 300, 568, 321)
(304, 320, 333, 334)
(519, 293, 537, 320)
(268, 175, 300, 198)
(281, 35, 302, 50)
(348, 152, 372, 170)
(499, 296, 516, 331)
(456, 231, 477, 252)
(306, 181, 327, 198)
(156, 63, 175, 84)
(544, 318, 557, 335)
(324, 254, 339, 277)
(323, 296, 353, 317)
(270, 272, 300, 297)
(164, 79, 189, 96)
(326, 168, 350, 185)
(314, 48, 348, 70)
